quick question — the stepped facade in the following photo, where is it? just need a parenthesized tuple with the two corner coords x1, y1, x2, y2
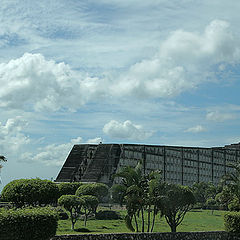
(55, 143, 240, 186)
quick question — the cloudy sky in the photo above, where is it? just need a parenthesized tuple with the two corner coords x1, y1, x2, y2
(1, 0, 240, 190)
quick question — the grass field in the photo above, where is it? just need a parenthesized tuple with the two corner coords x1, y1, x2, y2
(56, 209, 227, 235)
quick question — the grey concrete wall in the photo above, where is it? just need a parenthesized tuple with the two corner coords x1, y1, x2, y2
(51, 231, 240, 240)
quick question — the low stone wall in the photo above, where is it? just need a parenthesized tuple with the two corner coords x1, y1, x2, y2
(51, 231, 240, 240)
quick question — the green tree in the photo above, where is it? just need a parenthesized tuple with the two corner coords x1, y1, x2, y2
(224, 162, 240, 203)
(114, 162, 145, 232)
(0, 155, 6, 169)
(110, 184, 127, 206)
(215, 186, 234, 210)
(206, 198, 216, 214)
(75, 183, 109, 202)
(158, 184, 196, 232)
(58, 195, 84, 230)
(114, 162, 163, 232)
(191, 182, 217, 207)
(80, 195, 99, 226)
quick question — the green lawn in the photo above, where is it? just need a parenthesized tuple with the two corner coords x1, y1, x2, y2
(56, 209, 227, 235)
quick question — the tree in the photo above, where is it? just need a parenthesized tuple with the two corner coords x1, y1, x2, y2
(0, 155, 7, 169)
(224, 162, 240, 202)
(206, 198, 216, 214)
(114, 162, 145, 232)
(110, 184, 127, 206)
(80, 195, 99, 226)
(191, 182, 217, 207)
(114, 162, 163, 232)
(158, 184, 196, 232)
(75, 183, 109, 202)
(215, 186, 234, 210)
(58, 195, 84, 230)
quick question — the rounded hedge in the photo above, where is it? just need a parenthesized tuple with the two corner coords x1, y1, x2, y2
(224, 212, 240, 233)
(1, 178, 59, 207)
(0, 207, 58, 240)
(57, 182, 83, 197)
(75, 183, 109, 202)
(95, 210, 121, 220)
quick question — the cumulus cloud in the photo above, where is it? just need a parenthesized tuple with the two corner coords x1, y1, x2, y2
(0, 116, 29, 154)
(206, 111, 236, 122)
(0, 53, 105, 111)
(103, 120, 152, 140)
(112, 20, 240, 98)
(0, 20, 238, 112)
(185, 125, 207, 133)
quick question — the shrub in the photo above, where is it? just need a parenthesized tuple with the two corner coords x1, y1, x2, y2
(0, 207, 58, 240)
(110, 184, 127, 206)
(228, 197, 240, 212)
(1, 178, 59, 207)
(76, 183, 109, 202)
(58, 182, 83, 196)
(224, 212, 240, 233)
(53, 206, 69, 220)
(95, 210, 121, 220)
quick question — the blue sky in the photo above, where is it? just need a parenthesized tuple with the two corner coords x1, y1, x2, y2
(1, 0, 240, 190)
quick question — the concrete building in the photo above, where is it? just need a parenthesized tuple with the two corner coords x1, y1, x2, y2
(55, 143, 240, 186)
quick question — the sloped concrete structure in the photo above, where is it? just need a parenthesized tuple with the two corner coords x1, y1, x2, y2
(55, 143, 240, 186)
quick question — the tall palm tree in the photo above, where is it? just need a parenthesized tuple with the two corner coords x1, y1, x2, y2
(0, 155, 6, 169)
(224, 162, 240, 201)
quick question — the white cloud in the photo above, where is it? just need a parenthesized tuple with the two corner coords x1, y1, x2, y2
(206, 111, 236, 122)
(103, 120, 152, 140)
(185, 125, 207, 133)
(0, 116, 29, 154)
(112, 20, 240, 98)
(20, 136, 102, 166)
(0, 20, 238, 112)
(87, 137, 103, 144)
(0, 53, 105, 111)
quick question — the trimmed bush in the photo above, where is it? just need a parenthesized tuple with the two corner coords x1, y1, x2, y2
(76, 183, 109, 202)
(53, 206, 69, 220)
(0, 207, 58, 240)
(228, 198, 240, 212)
(58, 182, 83, 196)
(1, 178, 59, 207)
(224, 212, 240, 233)
(95, 210, 121, 220)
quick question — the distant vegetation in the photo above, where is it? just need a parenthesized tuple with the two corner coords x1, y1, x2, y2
(1, 160, 240, 236)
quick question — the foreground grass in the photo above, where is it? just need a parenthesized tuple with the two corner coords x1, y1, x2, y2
(57, 209, 227, 235)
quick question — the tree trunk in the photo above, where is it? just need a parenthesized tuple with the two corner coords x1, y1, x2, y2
(70, 211, 75, 230)
(84, 209, 87, 227)
(134, 213, 139, 232)
(170, 224, 177, 232)
(151, 209, 156, 232)
(141, 208, 145, 232)
(147, 206, 151, 232)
